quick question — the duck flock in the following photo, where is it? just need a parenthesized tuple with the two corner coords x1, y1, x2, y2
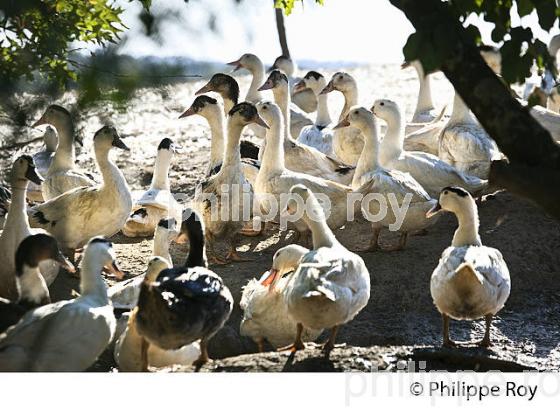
(0, 48, 558, 372)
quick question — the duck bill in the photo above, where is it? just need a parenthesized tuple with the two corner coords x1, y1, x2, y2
(258, 80, 274, 91)
(227, 59, 243, 72)
(104, 260, 125, 280)
(260, 269, 279, 291)
(252, 114, 269, 129)
(178, 106, 196, 119)
(319, 81, 335, 95)
(194, 83, 213, 95)
(112, 133, 130, 151)
(333, 117, 350, 130)
(25, 165, 44, 185)
(426, 202, 442, 218)
(401, 61, 411, 69)
(293, 80, 306, 94)
(55, 252, 76, 274)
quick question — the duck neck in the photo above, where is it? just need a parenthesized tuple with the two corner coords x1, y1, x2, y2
(247, 63, 265, 103)
(152, 233, 172, 266)
(448, 92, 476, 126)
(353, 120, 380, 187)
(94, 145, 125, 192)
(206, 110, 226, 169)
(452, 202, 482, 247)
(17, 265, 49, 305)
(221, 120, 242, 171)
(273, 86, 294, 142)
(340, 86, 358, 120)
(380, 110, 404, 164)
(415, 66, 435, 115)
(303, 196, 339, 249)
(150, 150, 172, 191)
(261, 115, 285, 175)
(5, 178, 31, 233)
(49, 119, 75, 172)
(315, 93, 332, 127)
(223, 97, 235, 115)
(79, 252, 109, 300)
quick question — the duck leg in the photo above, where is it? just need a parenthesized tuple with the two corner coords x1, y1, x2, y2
(278, 323, 306, 353)
(322, 326, 339, 355)
(225, 235, 252, 262)
(257, 338, 265, 353)
(478, 314, 493, 347)
(206, 238, 228, 265)
(140, 337, 150, 372)
(383, 232, 408, 251)
(193, 338, 209, 371)
(362, 227, 381, 252)
(442, 314, 457, 347)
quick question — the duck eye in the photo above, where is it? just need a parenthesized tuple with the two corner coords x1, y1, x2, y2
(443, 191, 448, 195)
(380, 102, 385, 106)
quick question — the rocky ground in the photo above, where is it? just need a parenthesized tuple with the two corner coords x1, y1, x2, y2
(1, 64, 559, 371)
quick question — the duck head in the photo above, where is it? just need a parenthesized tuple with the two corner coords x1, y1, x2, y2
(427, 186, 473, 218)
(320, 72, 356, 95)
(85, 237, 124, 279)
(227, 53, 262, 73)
(370, 99, 400, 124)
(333, 106, 375, 132)
(261, 244, 308, 292)
(258, 69, 288, 92)
(294, 71, 326, 95)
(144, 256, 171, 283)
(156, 217, 179, 243)
(269, 55, 295, 77)
(179, 95, 221, 121)
(157, 137, 182, 155)
(228, 102, 269, 129)
(195, 73, 239, 104)
(93, 125, 129, 152)
(11, 155, 43, 187)
(32, 105, 81, 146)
(255, 101, 281, 127)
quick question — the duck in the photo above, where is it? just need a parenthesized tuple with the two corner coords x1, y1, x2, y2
(240, 244, 323, 351)
(194, 73, 261, 160)
(122, 138, 182, 238)
(427, 187, 511, 347)
(293, 71, 335, 156)
(0, 237, 123, 371)
(280, 185, 371, 353)
(32, 105, 95, 201)
(372, 99, 488, 197)
(192, 102, 261, 263)
(0, 233, 75, 333)
(258, 70, 354, 185)
(321, 72, 364, 165)
(227, 53, 313, 138)
(108, 217, 178, 310)
(135, 209, 233, 370)
(270, 54, 317, 114)
(27, 126, 58, 202)
(0, 156, 60, 299)
(401, 60, 440, 123)
(114, 255, 201, 371)
(254, 101, 369, 243)
(0, 183, 11, 228)
(29, 126, 133, 260)
(179, 95, 260, 185)
(438, 93, 503, 179)
(335, 106, 439, 251)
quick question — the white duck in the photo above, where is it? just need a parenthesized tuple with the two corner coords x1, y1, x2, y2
(321, 72, 364, 165)
(254, 101, 369, 242)
(258, 70, 354, 185)
(108, 217, 178, 310)
(427, 187, 511, 347)
(0, 156, 60, 300)
(114, 256, 201, 371)
(27, 126, 58, 202)
(227, 53, 313, 138)
(32, 105, 95, 200)
(240, 244, 323, 351)
(281, 185, 371, 353)
(193, 102, 262, 263)
(179, 95, 260, 185)
(438, 93, 503, 179)
(0, 233, 74, 333)
(294, 71, 335, 156)
(270, 54, 317, 114)
(29, 126, 133, 259)
(122, 138, 182, 238)
(336, 106, 439, 251)
(402, 60, 440, 123)
(372, 99, 488, 197)
(0, 237, 123, 371)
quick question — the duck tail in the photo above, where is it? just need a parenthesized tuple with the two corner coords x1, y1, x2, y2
(452, 263, 484, 288)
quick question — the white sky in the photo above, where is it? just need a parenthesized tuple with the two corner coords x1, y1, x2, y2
(113, 0, 559, 65)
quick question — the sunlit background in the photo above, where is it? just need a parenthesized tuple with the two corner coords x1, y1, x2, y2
(104, 0, 560, 66)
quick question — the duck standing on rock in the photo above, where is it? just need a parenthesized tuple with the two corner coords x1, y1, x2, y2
(135, 209, 233, 370)
(427, 187, 511, 347)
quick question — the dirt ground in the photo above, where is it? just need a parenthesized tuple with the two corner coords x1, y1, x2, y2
(1, 64, 559, 371)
